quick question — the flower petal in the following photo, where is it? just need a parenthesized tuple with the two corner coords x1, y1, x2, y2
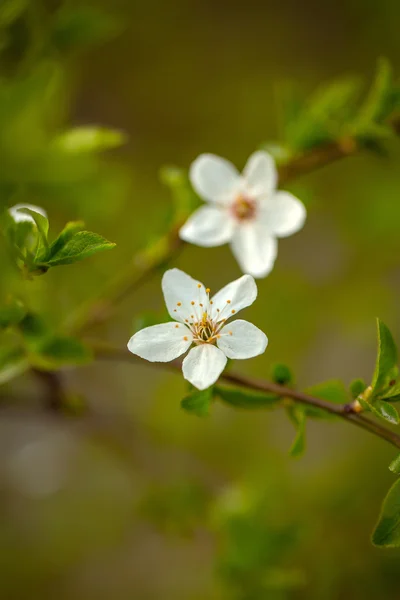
(162, 268, 208, 323)
(217, 319, 268, 359)
(190, 154, 240, 204)
(179, 205, 235, 247)
(182, 344, 227, 390)
(259, 191, 306, 237)
(9, 203, 47, 224)
(127, 322, 192, 362)
(243, 151, 277, 196)
(231, 224, 277, 278)
(210, 273, 257, 319)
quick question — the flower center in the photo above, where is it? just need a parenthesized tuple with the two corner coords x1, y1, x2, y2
(232, 194, 256, 222)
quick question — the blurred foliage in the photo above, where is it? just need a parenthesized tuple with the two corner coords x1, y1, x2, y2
(1, 0, 400, 599)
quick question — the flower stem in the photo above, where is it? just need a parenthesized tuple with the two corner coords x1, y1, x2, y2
(90, 340, 400, 450)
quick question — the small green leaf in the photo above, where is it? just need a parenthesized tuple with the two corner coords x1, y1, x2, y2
(304, 379, 348, 419)
(32, 336, 93, 369)
(380, 382, 400, 402)
(45, 231, 115, 266)
(271, 363, 293, 385)
(371, 319, 398, 396)
(373, 400, 399, 425)
(215, 386, 280, 409)
(160, 166, 198, 223)
(372, 479, 400, 547)
(53, 127, 127, 153)
(359, 396, 399, 425)
(349, 378, 367, 399)
(19, 208, 49, 258)
(0, 298, 26, 329)
(48, 220, 85, 258)
(359, 57, 395, 124)
(287, 406, 307, 458)
(389, 454, 400, 475)
(181, 388, 213, 417)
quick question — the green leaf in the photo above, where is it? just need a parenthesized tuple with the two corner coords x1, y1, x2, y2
(0, 347, 28, 385)
(271, 363, 293, 385)
(47, 220, 84, 258)
(19, 208, 49, 258)
(373, 400, 399, 425)
(304, 379, 348, 419)
(371, 319, 398, 396)
(349, 378, 367, 399)
(53, 127, 127, 153)
(358, 397, 399, 425)
(380, 382, 400, 402)
(287, 406, 306, 458)
(389, 454, 400, 475)
(44, 231, 115, 266)
(359, 58, 395, 124)
(372, 479, 400, 547)
(32, 336, 93, 369)
(160, 166, 198, 223)
(0, 298, 26, 328)
(215, 386, 280, 409)
(181, 388, 213, 417)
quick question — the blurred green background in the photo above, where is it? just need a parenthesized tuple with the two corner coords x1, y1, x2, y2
(1, 0, 400, 598)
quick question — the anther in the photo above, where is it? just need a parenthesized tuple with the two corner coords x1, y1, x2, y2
(191, 301, 195, 305)
(206, 288, 210, 293)
(231, 309, 236, 314)
(183, 336, 188, 341)
(177, 302, 182, 306)
(229, 331, 232, 336)
(175, 325, 179, 328)
(227, 300, 231, 304)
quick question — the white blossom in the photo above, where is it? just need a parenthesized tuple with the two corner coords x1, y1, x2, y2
(127, 268, 268, 390)
(179, 151, 306, 278)
(8, 203, 47, 224)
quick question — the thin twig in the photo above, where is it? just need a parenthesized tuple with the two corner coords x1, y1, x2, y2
(90, 341, 400, 450)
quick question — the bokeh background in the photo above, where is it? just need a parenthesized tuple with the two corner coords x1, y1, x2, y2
(1, 0, 400, 598)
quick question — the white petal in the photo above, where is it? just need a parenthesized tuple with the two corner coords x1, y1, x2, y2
(231, 225, 277, 278)
(259, 191, 306, 238)
(243, 151, 277, 196)
(8, 203, 47, 224)
(190, 154, 240, 204)
(179, 205, 235, 247)
(127, 322, 192, 362)
(217, 319, 268, 359)
(182, 344, 227, 390)
(162, 268, 208, 323)
(210, 273, 257, 319)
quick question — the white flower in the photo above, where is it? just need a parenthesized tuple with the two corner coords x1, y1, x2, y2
(127, 268, 268, 391)
(8, 203, 47, 224)
(179, 151, 306, 278)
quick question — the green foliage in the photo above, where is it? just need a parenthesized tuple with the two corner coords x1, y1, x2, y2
(181, 387, 213, 417)
(287, 406, 307, 457)
(32, 336, 92, 370)
(372, 479, 400, 547)
(160, 165, 199, 224)
(276, 58, 400, 157)
(270, 362, 293, 385)
(215, 385, 280, 409)
(389, 454, 400, 475)
(371, 319, 398, 395)
(2, 212, 116, 273)
(53, 126, 127, 154)
(50, 5, 122, 53)
(0, 297, 26, 328)
(350, 378, 367, 399)
(362, 399, 399, 425)
(303, 379, 348, 420)
(0, 0, 27, 28)
(0, 346, 28, 384)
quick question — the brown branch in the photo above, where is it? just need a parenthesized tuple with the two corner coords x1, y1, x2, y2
(90, 341, 400, 450)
